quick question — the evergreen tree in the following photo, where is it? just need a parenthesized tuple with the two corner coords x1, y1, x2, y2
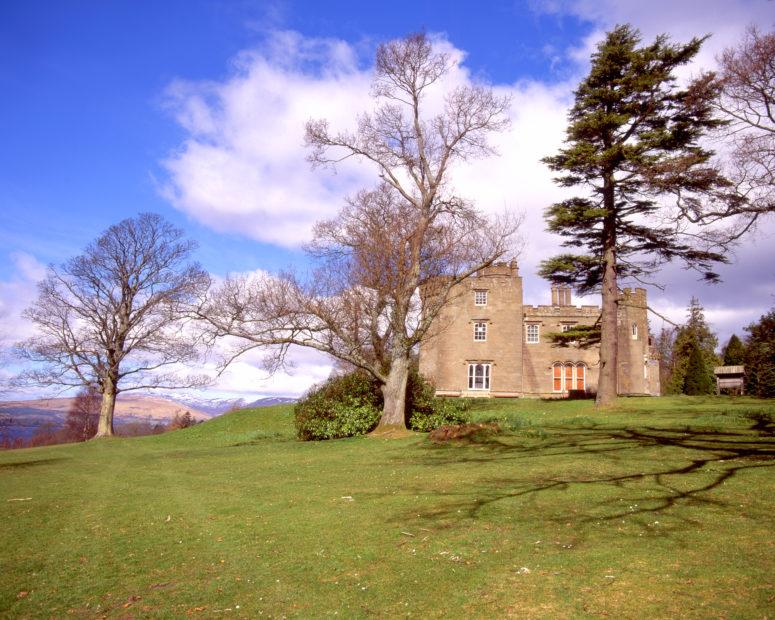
(541, 25, 731, 406)
(666, 297, 719, 394)
(744, 309, 775, 398)
(683, 338, 716, 395)
(722, 334, 745, 366)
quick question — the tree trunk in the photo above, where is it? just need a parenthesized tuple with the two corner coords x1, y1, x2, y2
(94, 380, 117, 438)
(597, 176, 618, 408)
(376, 356, 410, 431)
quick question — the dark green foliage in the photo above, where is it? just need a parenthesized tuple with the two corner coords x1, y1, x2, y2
(666, 298, 719, 395)
(294, 372, 382, 440)
(546, 323, 601, 349)
(744, 309, 775, 398)
(683, 339, 716, 395)
(540, 24, 730, 292)
(722, 334, 746, 366)
(294, 368, 470, 440)
(405, 367, 471, 432)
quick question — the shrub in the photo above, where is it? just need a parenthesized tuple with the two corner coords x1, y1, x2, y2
(406, 368, 470, 432)
(294, 367, 470, 440)
(294, 372, 382, 440)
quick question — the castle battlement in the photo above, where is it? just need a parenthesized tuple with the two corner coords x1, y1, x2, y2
(620, 287, 647, 308)
(474, 260, 519, 278)
(524, 305, 601, 316)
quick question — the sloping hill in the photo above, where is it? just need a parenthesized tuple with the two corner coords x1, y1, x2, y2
(0, 398, 773, 618)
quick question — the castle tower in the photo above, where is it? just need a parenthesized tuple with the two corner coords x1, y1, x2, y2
(616, 288, 657, 395)
(418, 261, 523, 397)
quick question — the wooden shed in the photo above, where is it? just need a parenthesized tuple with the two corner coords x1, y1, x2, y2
(713, 365, 745, 395)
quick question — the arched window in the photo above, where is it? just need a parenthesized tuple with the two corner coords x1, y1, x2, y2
(575, 363, 586, 391)
(552, 362, 587, 392)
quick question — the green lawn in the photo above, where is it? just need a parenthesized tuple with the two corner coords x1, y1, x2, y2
(1, 396, 773, 618)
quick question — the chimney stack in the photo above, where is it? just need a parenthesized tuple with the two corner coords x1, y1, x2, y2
(551, 286, 573, 306)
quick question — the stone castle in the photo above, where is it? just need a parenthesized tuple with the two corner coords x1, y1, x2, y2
(418, 261, 660, 398)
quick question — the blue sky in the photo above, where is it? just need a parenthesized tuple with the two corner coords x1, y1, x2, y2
(1, 0, 773, 399)
(0, 0, 588, 277)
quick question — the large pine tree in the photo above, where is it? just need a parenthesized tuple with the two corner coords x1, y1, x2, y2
(541, 25, 730, 406)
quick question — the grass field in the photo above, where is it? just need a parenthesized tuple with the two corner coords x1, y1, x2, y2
(1, 396, 773, 618)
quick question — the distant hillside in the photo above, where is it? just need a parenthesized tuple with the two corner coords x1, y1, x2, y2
(0, 393, 210, 422)
(0, 394, 211, 442)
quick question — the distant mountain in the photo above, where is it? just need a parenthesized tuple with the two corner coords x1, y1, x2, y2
(167, 396, 247, 416)
(169, 395, 297, 414)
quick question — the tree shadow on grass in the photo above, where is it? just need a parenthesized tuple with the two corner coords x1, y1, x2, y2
(387, 414, 775, 531)
(0, 456, 69, 471)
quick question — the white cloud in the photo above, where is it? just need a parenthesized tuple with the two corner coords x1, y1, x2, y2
(535, 0, 774, 76)
(161, 33, 579, 299)
(202, 345, 333, 400)
(0, 253, 47, 396)
(161, 31, 375, 248)
(160, 18, 774, 389)
(0, 252, 45, 348)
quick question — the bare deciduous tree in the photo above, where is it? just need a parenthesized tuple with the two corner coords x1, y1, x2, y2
(684, 27, 774, 236)
(201, 34, 520, 431)
(16, 213, 209, 437)
(64, 386, 100, 442)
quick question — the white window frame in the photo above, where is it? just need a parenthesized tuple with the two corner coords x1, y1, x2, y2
(631, 323, 638, 340)
(468, 363, 491, 390)
(561, 323, 575, 333)
(473, 322, 487, 341)
(474, 290, 488, 306)
(526, 323, 540, 344)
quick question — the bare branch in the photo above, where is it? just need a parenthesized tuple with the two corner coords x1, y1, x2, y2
(14, 213, 210, 436)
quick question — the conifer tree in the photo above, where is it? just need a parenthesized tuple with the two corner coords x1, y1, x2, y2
(683, 337, 715, 395)
(744, 309, 775, 398)
(541, 25, 731, 406)
(722, 334, 745, 366)
(666, 297, 719, 394)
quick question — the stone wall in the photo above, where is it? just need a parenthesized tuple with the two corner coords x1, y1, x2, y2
(419, 261, 523, 397)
